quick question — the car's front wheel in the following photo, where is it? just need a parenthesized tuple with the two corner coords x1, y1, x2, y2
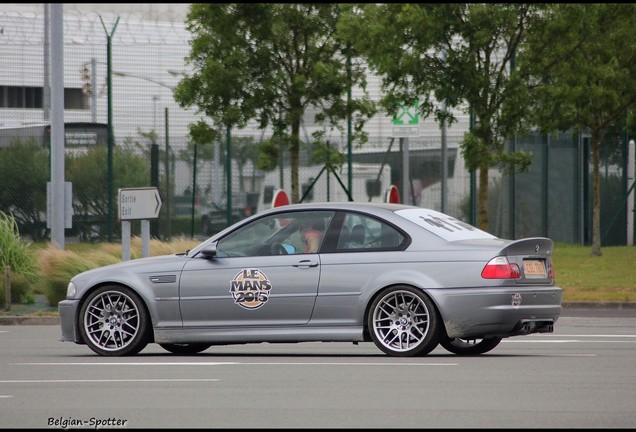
(159, 343, 212, 354)
(79, 285, 150, 356)
(439, 337, 502, 355)
(367, 286, 440, 357)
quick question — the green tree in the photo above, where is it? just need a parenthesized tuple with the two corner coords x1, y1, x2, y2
(185, 131, 261, 201)
(66, 144, 150, 239)
(175, 120, 219, 208)
(174, 3, 375, 203)
(0, 140, 49, 241)
(0, 211, 39, 306)
(228, 136, 259, 193)
(520, 4, 636, 256)
(342, 4, 537, 229)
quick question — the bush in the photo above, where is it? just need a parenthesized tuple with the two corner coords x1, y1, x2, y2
(35, 236, 200, 306)
(0, 141, 49, 241)
(0, 211, 39, 305)
(0, 272, 33, 304)
(36, 246, 100, 306)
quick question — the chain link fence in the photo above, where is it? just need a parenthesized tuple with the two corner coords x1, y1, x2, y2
(0, 5, 633, 246)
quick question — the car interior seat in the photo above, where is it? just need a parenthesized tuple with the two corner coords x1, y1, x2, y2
(348, 224, 366, 248)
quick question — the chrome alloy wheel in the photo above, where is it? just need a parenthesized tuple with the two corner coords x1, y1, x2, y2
(83, 290, 141, 352)
(369, 287, 439, 356)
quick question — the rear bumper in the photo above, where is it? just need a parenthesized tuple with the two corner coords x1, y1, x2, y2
(427, 286, 562, 339)
(58, 299, 81, 343)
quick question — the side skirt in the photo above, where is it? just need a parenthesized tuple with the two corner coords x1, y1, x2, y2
(153, 326, 365, 345)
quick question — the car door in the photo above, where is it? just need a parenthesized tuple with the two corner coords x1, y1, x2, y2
(178, 210, 334, 328)
(313, 211, 408, 326)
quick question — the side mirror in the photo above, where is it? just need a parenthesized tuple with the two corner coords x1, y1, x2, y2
(200, 243, 217, 259)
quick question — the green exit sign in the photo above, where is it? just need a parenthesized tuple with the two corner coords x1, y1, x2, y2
(392, 100, 419, 125)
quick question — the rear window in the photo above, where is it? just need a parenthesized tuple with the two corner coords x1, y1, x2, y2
(395, 208, 496, 242)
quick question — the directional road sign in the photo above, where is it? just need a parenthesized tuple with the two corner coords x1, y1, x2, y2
(118, 187, 163, 220)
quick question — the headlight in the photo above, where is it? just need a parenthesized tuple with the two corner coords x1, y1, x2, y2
(66, 282, 77, 298)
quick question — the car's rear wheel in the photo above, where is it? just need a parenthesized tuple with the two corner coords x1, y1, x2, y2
(159, 343, 212, 354)
(439, 337, 502, 355)
(79, 285, 150, 356)
(368, 286, 440, 357)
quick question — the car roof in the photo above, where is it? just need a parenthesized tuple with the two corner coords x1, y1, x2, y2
(258, 201, 419, 216)
(259, 202, 498, 245)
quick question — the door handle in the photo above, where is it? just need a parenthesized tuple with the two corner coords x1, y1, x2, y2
(293, 260, 319, 268)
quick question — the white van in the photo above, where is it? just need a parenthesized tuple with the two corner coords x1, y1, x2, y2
(257, 163, 392, 213)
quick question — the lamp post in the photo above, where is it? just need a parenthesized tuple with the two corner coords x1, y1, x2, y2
(90, 63, 174, 242)
(99, 14, 120, 243)
(150, 95, 160, 237)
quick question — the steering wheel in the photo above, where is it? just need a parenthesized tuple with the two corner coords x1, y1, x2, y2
(270, 242, 288, 255)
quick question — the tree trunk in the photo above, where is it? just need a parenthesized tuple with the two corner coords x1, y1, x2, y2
(289, 95, 303, 204)
(290, 120, 300, 204)
(478, 165, 490, 231)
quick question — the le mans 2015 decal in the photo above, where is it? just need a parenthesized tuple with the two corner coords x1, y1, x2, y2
(230, 269, 272, 310)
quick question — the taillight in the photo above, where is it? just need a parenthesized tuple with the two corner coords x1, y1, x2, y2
(481, 256, 521, 279)
(548, 262, 555, 279)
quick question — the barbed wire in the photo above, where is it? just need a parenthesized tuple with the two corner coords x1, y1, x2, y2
(0, 7, 190, 46)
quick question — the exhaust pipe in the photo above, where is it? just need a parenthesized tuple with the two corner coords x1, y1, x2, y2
(512, 320, 554, 335)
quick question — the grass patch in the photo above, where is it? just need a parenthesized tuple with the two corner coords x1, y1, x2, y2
(553, 243, 636, 302)
(31, 236, 200, 307)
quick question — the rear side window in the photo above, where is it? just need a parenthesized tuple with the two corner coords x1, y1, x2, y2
(336, 212, 405, 251)
(395, 208, 495, 241)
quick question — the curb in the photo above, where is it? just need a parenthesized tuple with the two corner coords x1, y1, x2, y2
(0, 315, 60, 325)
(562, 301, 636, 309)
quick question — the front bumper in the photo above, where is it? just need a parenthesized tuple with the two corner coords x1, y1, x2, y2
(427, 286, 562, 339)
(58, 299, 81, 343)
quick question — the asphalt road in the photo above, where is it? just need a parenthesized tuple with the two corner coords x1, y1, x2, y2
(1, 310, 635, 429)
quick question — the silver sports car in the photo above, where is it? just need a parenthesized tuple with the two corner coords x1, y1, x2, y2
(58, 202, 562, 357)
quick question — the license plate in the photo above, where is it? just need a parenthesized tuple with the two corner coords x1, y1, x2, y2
(523, 259, 546, 277)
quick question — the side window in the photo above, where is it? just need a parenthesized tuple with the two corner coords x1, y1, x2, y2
(216, 214, 285, 257)
(216, 211, 334, 257)
(337, 213, 405, 251)
(278, 211, 334, 254)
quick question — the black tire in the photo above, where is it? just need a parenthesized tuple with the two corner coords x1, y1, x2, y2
(439, 337, 502, 355)
(78, 285, 150, 356)
(159, 343, 212, 355)
(367, 286, 440, 357)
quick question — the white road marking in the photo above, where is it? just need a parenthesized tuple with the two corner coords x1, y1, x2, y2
(538, 334, 636, 338)
(0, 378, 220, 384)
(548, 354, 596, 357)
(16, 362, 458, 367)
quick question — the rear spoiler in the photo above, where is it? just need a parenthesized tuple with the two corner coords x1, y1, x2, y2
(500, 237, 554, 257)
